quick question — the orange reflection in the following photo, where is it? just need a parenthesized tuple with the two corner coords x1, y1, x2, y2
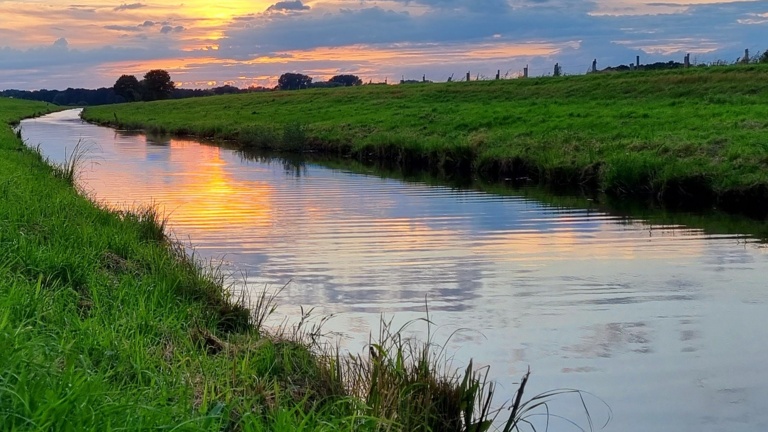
(93, 138, 274, 233)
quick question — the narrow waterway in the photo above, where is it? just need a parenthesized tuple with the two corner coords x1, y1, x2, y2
(21, 109, 768, 431)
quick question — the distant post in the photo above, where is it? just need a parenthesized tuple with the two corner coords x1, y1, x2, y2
(591, 59, 597, 73)
(496, 70, 500, 80)
(636, 55, 641, 68)
(743, 49, 750, 64)
(422, 74, 426, 82)
(523, 65, 529, 78)
(466, 72, 471, 82)
(554, 63, 561, 77)
(684, 53, 690, 68)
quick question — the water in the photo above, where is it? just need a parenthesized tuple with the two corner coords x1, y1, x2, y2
(21, 109, 768, 431)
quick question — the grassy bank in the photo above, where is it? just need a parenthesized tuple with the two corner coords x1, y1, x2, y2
(83, 64, 768, 217)
(3, 98, 586, 430)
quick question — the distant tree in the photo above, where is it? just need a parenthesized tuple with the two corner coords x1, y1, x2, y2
(309, 81, 343, 89)
(113, 75, 142, 102)
(328, 74, 362, 87)
(52, 93, 68, 106)
(212, 85, 241, 95)
(142, 69, 175, 100)
(278, 73, 312, 90)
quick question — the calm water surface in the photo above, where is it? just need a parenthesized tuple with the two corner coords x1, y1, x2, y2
(21, 110, 768, 431)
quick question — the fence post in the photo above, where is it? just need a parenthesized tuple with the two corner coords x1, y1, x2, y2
(466, 71, 471, 82)
(684, 53, 690, 68)
(496, 70, 500, 80)
(591, 59, 597, 73)
(523, 65, 528, 78)
(744, 49, 750, 64)
(554, 63, 560, 76)
(636, 55, 640, 68)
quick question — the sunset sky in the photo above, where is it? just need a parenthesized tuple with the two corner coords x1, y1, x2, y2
(1, 0, 766, 90)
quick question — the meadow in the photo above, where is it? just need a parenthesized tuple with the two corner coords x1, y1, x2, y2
(2, 97, 580, 430)
(83, 64, 768, 216)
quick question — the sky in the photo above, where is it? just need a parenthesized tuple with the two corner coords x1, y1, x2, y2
(0, 0, 766, 90)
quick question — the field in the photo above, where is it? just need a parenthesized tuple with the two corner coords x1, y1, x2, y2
(3, 97, 573, 430)
(83, 64, 768, 216)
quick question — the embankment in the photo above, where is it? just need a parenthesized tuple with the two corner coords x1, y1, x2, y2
(84, 64, 768, 217)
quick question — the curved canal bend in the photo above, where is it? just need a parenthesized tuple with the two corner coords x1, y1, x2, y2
(21, 109, 768, 431)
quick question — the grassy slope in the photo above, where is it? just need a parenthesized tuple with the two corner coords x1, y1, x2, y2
(84, 65, 768, 212)
(0, 98, 358, 430)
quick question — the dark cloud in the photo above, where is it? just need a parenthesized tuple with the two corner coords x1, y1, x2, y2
(390, 0, 510, 13)
(105, 20, 167, 33)
(67, 6, 96, 13)
(221, 6, 597, 55)
(266, 1, 310, 12)
(221, 1, 766, 60)
(52, 37, 69, 48)
(0, 38, 180, 74)
(160, 25, 185, 34)
(113, 3, 146, 11)
(104, 24, 143, 32)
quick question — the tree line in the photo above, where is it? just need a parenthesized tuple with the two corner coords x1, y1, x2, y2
(0, 71, 364, 106)
(0, 70, 268, 106)
(276, 73, 363, 90)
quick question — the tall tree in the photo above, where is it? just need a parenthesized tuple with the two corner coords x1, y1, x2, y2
(278, 73, 312, 90)
(143, 69, 175, 100)
(113, 74, 142, 102)
(329, 74, 362, 87)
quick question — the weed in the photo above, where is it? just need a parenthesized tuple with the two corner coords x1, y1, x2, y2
(51, 139, 95, 186)
(282, 122, 307, 152)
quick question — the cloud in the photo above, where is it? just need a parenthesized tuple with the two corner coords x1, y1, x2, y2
(160, 25, 185, 34)
(221, 6, 597, 55)
(0, 37, 185, 88)
(113, 3, 146, 11)
(105, 25, 144, 32)
(220, 1, 767, 60)
(52, 37, 68, 48)
(389, 0, 510, 13)
(105, 20, 174, 33)
(266, 1, 310, 12)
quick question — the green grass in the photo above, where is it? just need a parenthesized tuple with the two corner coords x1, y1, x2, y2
(84, 64, 768, 215)
(3, 97, 601, 430)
